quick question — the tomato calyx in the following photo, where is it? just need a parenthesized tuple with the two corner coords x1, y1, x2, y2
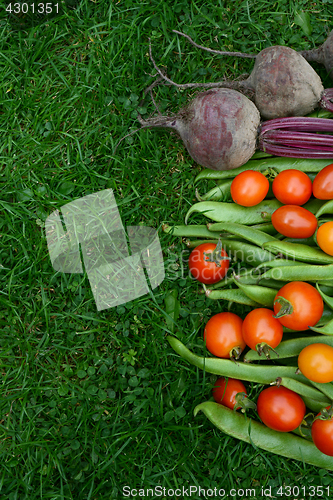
(256, 342, 279, 359)
(234, 392, 257, 413)
(203, 239, 230, 267)
(314, 404, 333, 422)
(297, 413, 315, 440)
(230, 345, 244, 361)
(262, 167, 277, 181)
(273, 296, 293, 319)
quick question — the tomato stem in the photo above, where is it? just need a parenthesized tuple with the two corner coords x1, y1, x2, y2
(234, 392, 257, 413)
(273, 296, 294, 319)
(230, 345, 244, 361)
(314, 404, 333, 421)
(256, 342, 279, 359)
(203, 239, 231, 267)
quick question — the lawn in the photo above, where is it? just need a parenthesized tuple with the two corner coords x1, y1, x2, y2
(1, 0, 333, 498)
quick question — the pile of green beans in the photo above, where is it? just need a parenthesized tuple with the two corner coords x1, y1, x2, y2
(163, 156, 333, 469)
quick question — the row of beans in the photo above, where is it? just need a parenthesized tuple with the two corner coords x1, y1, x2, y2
(163, 155, 333, 470)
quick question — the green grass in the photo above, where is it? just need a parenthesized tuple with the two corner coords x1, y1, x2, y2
(1, 0, 333, 498)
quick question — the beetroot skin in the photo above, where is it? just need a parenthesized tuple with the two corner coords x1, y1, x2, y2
(176, 89, 260, 170)
(248, 46, 324, 119)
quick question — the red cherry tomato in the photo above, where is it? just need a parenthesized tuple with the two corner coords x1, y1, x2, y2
(271, 205, 318, 238)
(313, 164, 333, 200)
(188, 242, 230, 284)
(242, 308, 283, 355)
(316, 221, 333, 256)
(257, 386, 306, 432)
(273, 281, 324, 331)
(231, 170, 269, 207)
(311, 406, 333, 456)
(298, 343, 333, 383)
(272, 169, 312, 205)
(212, 377, 247, 410)
(203, 312, 245, 359)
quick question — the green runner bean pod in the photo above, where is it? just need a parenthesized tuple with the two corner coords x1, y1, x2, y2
(184, 239, 220, 248)
(232, 278, 277, 308)
(301, 396, 330, 414)
(244, 334, 333, 362)
(185, 200, 283, 225)
(310, 317, 333, 335)
(207, 221, 277, 247)
(309, 380, 333, 401)
(194, 401, 333, 470)
(316, 283, 333, 310)
(194, 158, 333, 183)
(282, 237, 317, 247)
(258, 263, 333, 282)
(262, 240, 333, 264)
(208, 268, 260, 289)
(167, 336, 309, 384)
(204, 287, 261, 307)
(196, 179, 232, 202)
(316, 199, 333, 218)
(250, 223, 278, 235)
(162, 224, 221, 239)
(274, 377, 331, 406)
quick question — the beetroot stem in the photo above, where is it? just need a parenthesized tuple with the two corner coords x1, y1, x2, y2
(259, 116, 333, 158)
(260, 116, 333, 133)
(262, 130, 333, 147)
(259, 143, 333, 158)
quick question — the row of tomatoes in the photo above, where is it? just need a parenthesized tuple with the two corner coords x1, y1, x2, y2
(212, 376, 333, 457)
(230, 164, 333, 254)
(203, 304, 333, 457)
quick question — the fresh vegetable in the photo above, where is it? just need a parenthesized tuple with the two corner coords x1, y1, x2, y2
(242, 308, 283, 357)
(262, 239, 333, 264)
(298, 343, 333, 383)
(185, 199, 283, 224)
(232, 279, 277, 308)
(174, 29, 333, 83)
(171, 30, 333, 118)
(244, 334, 333, 362)
(194, 401, 333, 470)
(188, 240, 230, 284)
(137, 81, 333, 171)
(195, 157, 333, 183)
(271, 377, 331, 406)
(167, 336, 309, 385)
(273, 281, 324, 330)
(311, 406, 333, 457)
(317, 221, 333, 256)
(272, 169, 312, 205)
(313, 163, 333, 199)
(204, 287, 262, 307)
(256, 385, 306, 432)
(230, 170, 269, 206)
(271, 205, 318, 238)
(212, 377, 250, 411)
(203, 312, 245, 359)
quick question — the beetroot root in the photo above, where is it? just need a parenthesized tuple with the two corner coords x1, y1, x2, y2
(247, 45, 324, 119)
(169, 32, 333, 119)
(137, 88, 260, 171)
(132, 86, 333, 171)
